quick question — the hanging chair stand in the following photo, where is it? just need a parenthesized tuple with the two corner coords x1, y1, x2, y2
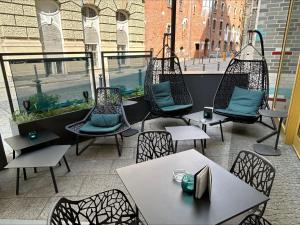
(141, 33, 193, 131)
(214, 30, 276, 130)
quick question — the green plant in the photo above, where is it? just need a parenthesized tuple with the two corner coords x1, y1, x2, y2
(28, 93, 59, 113)
(13, 100, 94, 124)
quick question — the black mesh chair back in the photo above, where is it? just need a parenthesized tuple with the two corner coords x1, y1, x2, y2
(213, 30, 270, 123)
(144, 56, 193, 116)
(136, 131, 175, 163)
(230, 151, 276, 215)
(48, 189, 138, 225)
(239, 214, 272, 225)
(92, 87, 128, 125)
(214, 59, 269, 110)
(65, 87, 130, 156)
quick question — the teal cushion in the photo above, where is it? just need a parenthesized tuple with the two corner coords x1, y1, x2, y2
(152, 81, 175, 108)
(90, 114, 120, 127)
(227, 87, 264, 115)
(79, 122, 122, 134)
(161, 104, 193, 112)
(215, 108, 259, 118)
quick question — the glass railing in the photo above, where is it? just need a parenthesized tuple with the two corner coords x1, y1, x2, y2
(101, 51, 152, 99)
(0, 52, 96, 123)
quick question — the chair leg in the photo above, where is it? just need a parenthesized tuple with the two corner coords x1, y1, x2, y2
(141, 112, 151, 132)
(201, 140, 205, 155)
(63, 156, 71, 172)
(49, 167, 58, 193)
(180, 117, 190, 125)
(76, 137, 95, 156)
(115, 135, 122, 156)
(194, 139, 197, 148)
(219, 121, 224, 142)
(23, 168, 27, 180)
(16, 168, 20, 195)
(175, 141, 178, 152)
(120, 133, 124, 142)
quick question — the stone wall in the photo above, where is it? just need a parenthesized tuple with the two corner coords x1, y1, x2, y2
(0, 0, 145, 52)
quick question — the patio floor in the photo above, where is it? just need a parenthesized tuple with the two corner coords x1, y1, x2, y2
(0, 118, 299, 225)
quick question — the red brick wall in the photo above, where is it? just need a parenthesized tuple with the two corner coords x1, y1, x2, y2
(145, 0, 245, 58)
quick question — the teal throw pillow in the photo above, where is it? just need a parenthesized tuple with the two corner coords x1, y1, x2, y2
(227, 87, 264, 115)
(152, 81, 175, 108)
(90, 114, 120, 127)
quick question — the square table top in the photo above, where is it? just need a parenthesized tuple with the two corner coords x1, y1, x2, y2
(166, 125, 210, 141)
(117, 150, 269, 225)
(5, 130, 59, 152)
(184, 111, 227, 125)
(5, 145, 70, 168)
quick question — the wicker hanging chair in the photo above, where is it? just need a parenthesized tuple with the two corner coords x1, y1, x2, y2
(141, 34, 193, 131)
(213, 30, 275, 128)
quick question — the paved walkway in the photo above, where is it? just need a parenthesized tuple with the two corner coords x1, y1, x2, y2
(0, 118, 299, 224)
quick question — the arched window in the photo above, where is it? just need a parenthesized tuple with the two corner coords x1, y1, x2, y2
(82, 6, 97, 18)
(182, 18, 188, 31)
(116, 10, 129, 53)
(36, 0, 63, 75)
(116, 11, 128, 22)
(82, 6, 100, 67)
(231, 25, 235, 42)
(36, 0, 59, 14)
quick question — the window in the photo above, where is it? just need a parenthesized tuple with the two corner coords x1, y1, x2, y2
(221, 2, 225, 16)
(219, 21, 223, 36)
(85, 44, 98, 66)
(213, 0, 218, 11)
(195, 43, 200, 50)
(218, 40, 221, 48)
(212, 19, 216, 30)
(179, 0, 183, 11)
(116, 11, 127, 22)
(228, 5, 231, 13)
(36, 0, 59, 14)
(167, 0, 172, 8)
(202, 0, 212, 16)
(166, 23, 171, 34)
(82, 6, 97, 18)
(182, 18, 188, 31)
(211, 40, 215, 51)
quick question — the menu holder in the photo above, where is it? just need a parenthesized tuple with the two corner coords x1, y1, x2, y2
(194, 165, 212, 201)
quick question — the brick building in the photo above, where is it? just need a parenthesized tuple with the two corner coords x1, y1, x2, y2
(0, 0, 145, 69)
(145, 0, 245, 58)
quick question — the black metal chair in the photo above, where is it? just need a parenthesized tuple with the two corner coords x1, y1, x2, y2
(213, 30, 275, 129)
(230, 150, 276, 216)
(142, 56, 193, 131)
(47, 189, 141, 225)
(66, 88, 130, 156)
(239, 214, 272, 225)
(136, 131, 175, 163)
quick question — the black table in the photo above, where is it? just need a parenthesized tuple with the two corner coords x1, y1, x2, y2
(5, 130, 59, 158)
(5, 130, 59, 179)
(254, 109, 288, 156)
(184, 111, 227, 148)
(117, 150, 269, 225)
(165, 126, 209, 154)
(5, 145, 71, 195)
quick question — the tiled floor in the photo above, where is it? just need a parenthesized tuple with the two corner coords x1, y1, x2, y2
(0, 118, 299, 225)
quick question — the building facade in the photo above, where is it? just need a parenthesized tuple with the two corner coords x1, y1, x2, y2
(253, 0, 300, 111)
(0, 0, 145, 69)
(145, 0, 245, 58)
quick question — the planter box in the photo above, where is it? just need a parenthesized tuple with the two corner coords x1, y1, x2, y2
(15, 109, 90, 145)
(12, 96, 149, 145)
